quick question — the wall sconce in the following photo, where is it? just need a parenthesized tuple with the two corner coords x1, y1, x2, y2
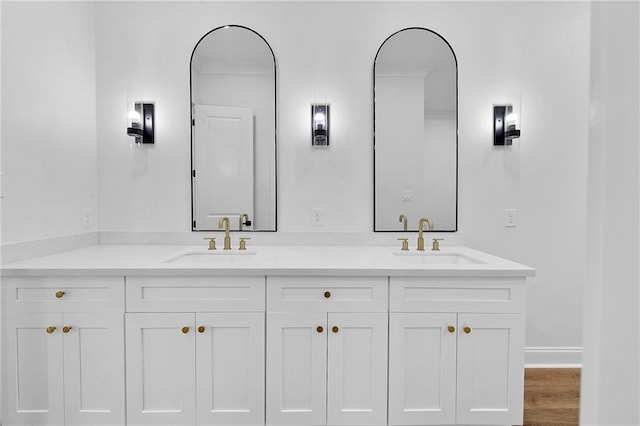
(493, 104, 520, 146)
(127, 102, 155, 144)
(311, 104, 330, 146)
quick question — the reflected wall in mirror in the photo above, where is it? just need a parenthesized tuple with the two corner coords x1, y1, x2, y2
(191, 25, 276, 231)
(374, 27, 457, 232)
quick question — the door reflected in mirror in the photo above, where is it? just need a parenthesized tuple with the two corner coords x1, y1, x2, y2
(191, 25, 276, 231)
(374, 28, 457, 232)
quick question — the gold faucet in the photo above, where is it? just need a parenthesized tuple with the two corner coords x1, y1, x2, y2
(417, 217, 434, 251)
(398, 214, 407, 231)
(218, 217, 231, 250)
(239, 213, 250, 231)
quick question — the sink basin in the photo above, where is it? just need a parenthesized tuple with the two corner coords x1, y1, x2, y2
(164, 250, 257, 265)
(392, 251, 484, 265)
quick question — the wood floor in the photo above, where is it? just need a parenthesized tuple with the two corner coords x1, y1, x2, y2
(522, 368, 581, 426)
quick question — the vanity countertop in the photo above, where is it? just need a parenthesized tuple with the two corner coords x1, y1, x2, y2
(0, 244, 535, 278)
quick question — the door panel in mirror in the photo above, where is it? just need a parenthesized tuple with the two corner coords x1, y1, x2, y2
(191, 25, 276, 231)
(374, 28, 457, 232)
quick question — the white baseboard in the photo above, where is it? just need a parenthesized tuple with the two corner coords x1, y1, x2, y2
(525, 346, 583, 367)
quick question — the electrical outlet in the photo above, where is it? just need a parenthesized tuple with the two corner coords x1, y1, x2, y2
(81, 208, 92, 228)
(312, 208, 323, 226)
(504, 209, 517, 227)
(402, 190, 413, 202)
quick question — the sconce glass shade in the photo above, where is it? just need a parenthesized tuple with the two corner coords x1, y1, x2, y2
(127, 102, 154, 144)
(311, 104, 329, 146)
(494, 104, 520, 146)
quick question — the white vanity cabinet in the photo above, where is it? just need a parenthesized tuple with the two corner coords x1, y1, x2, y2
(1, 245, 534, 426)
(266, 276, 388, 426)
(1, 276, 126, 426)
(124, 276, 265, 426)
(388, 277, 526, 426)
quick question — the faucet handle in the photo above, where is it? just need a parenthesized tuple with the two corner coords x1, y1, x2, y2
(203, 237, 216, 251)
(239, 237, 251, 251)
(431, 238, 444, 251)
(397, 238, 409, 251)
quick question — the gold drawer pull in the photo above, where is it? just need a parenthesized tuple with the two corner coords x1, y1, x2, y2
(448, 325, 455, 333)
(197, 326, 206, 334)
(182, 326, 190, 334)
(463, 326, 472, 334)
(62, 326, 73, 333)
(316, 326, 324, 333)
(332, 326, 339, 333)
(46, 326, 56, 334)
(55, 291, 66, 299)
(324, 291, 331, 299)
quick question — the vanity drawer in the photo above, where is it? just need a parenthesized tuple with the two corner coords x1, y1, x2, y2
(3, 276, 124, 313)
(267, 276, 387, 312)
(126, 276, 265, 312)
(390, 277, 525, 313)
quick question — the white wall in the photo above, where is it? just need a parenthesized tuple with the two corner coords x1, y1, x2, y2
(0, 2, 590, 360)
(94, 1, 589, 358)
(581, 2, 640, 424)
(1, 2, 98, 244)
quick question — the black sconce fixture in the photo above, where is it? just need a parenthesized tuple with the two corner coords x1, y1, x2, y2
(127, 102, 155, 144)
(311, 104, 329, 146)
(494, 104, 520, 146)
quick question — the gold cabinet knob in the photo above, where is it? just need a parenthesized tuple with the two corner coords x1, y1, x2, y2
(55, 291, 65, 299)
(181, 326, 190, 334)
(62, 326, 73, 333)
(332, 326, 339, 333)
(324, 291, 331, 299)
(316, 326, 324, 333)
(197, 326, 206, 334)
(46, 326, 56, 334)
(447, 325, 455, 333)
(463, 326, 472, 334)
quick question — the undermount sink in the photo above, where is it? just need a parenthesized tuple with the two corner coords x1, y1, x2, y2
(392, 251, 484, 265)
(164, 250, 257, 265)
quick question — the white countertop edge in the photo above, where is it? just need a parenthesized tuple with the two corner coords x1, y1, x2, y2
(0, 244, 535, 278)
(0, 266, 535, 278)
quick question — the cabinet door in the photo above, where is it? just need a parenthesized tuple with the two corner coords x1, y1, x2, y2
(63, 312, 125, 426)
(196, 312, 265, 426)
(3, 313, 65, 426)
(126, 313, 196, 426)
(327, 312, 388, 426)
(456, 313, 525, 425)
(388, 313, 457, 425)
(266, 312, 327, 426)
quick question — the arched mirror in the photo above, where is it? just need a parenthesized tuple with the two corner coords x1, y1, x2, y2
(191, 25, 276, 231)
(374, 27, 457, 232)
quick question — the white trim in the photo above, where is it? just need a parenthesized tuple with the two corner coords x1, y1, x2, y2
(525, 346, 583, 366)
(525, 364, 582, 369)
